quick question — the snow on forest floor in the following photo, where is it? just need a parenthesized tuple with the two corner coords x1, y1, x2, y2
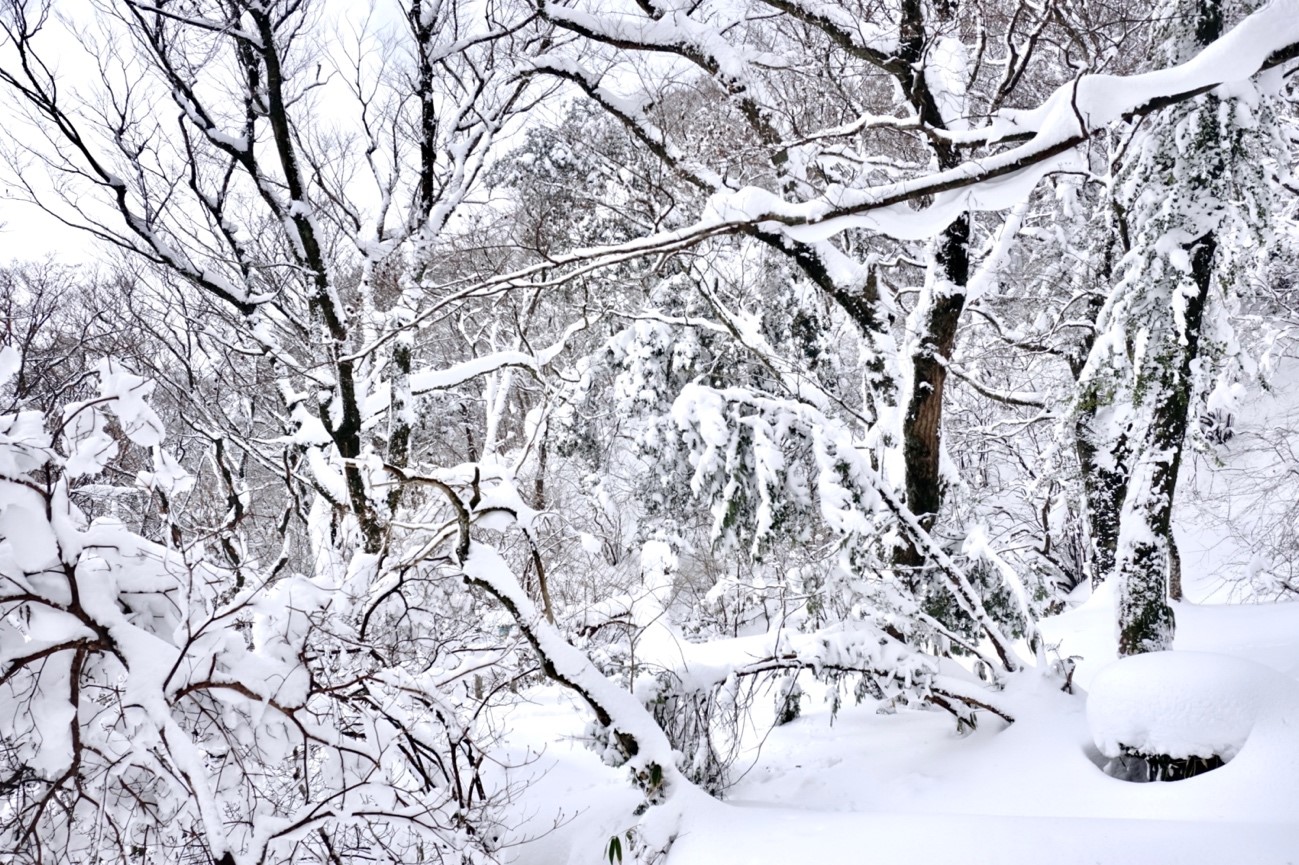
(494, 579, 1299, 864)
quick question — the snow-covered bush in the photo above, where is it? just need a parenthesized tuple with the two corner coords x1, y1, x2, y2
(0, 358, 506, 865)
(1087, 651, 1295, 782)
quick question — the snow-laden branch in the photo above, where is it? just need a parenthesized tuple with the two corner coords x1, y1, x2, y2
(383, 463, 691, 801)
(948, 362, 1049, 410)
(620, 617, 1016, 724)
(522, 0, 1299, 262)
(0, 364, 513, 865)
(538, 0, 772, 90)
(461, 544, 686, 786)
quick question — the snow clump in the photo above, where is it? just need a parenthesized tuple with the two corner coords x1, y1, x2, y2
(1086, 651, 1296, 763)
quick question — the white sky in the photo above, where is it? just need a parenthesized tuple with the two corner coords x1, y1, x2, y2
(0, 200, 89, 262)
(1, 0, 100, 263)
(0, 0, 565, 268)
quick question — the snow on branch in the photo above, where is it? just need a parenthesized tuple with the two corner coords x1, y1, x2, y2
(636, 620, 1015, 725)
(504, 0, 1299, 276)
(384, 462, 688, 794)
(0, 366, 510, 865)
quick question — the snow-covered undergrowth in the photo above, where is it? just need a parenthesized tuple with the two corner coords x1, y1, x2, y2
(495, 579, 1299, 864)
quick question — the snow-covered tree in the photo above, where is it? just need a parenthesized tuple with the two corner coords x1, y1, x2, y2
(1078, 0, 1279, 654)
(0, 355, 518, 864)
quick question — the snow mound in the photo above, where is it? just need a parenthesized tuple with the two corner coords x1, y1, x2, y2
(1086, 651, 1296, 761)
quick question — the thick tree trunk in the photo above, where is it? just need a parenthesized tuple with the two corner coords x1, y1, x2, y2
(1117, 235, 1213, 655)
(1116, 0, 1225, 655)
(888, 0, 970, 570)
(1072, 211, 1129, 589)
(895, 213, 969, 570)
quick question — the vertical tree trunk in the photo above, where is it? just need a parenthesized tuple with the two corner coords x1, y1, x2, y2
(1117, 235, 1213, 655)
(1075, 425, 1130, 588)
(387, 0, 441, 511)
(890, 0, 971, 572)
(895, 213, 970, 570)
(1073, 201, 1130, 589)
(1114, 0, 1229, 655)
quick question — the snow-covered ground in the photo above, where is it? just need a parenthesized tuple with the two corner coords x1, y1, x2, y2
(492, 572, 1299, 864)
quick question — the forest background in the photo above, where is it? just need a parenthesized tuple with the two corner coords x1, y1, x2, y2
(2, 0, 1299, 862)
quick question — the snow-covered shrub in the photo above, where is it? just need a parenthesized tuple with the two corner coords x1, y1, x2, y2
(1087, 651, 1294, 782)
(0, 358, 506, 865)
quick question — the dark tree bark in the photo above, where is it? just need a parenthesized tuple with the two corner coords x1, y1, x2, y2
(890, 0, 974, 571)
(1073, 202, 1130, 589)
(896, 212, 970, 571)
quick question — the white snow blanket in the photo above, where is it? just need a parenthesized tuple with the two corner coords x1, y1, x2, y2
(1087, 651, 1299, 761)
